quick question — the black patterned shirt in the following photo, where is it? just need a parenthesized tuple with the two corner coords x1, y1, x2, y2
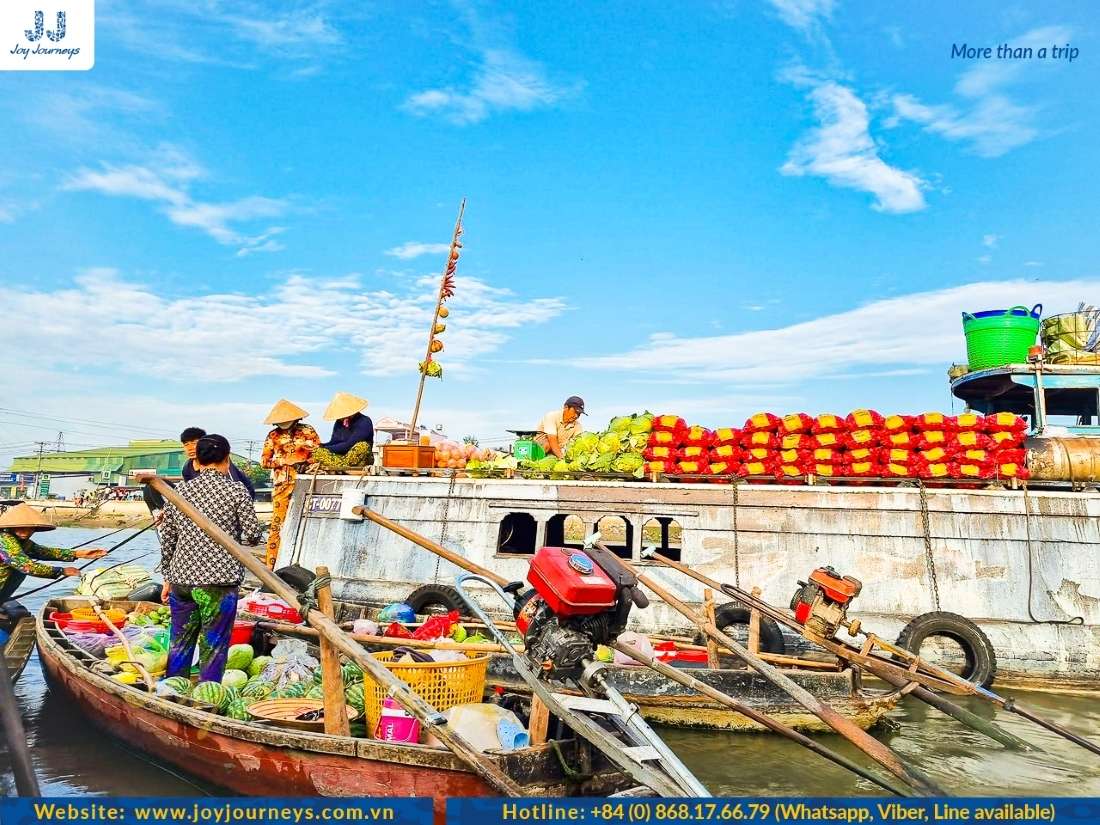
(159, 469, 263, 587)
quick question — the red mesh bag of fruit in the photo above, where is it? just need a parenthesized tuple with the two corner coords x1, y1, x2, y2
(779, 448, 809, 466)
(713, 427, 741, 447)
(652, 414, 688, 433)
(918, 446, 954, 464)
(849, 460, 882, 477)
(954, 412, 984, 431)
(743, 446, 774, 461)
(993, 448, 1027, 466)
(957, 448, 991, 465)
(644, 445, 679, 461)
(648, 430, 680, 447)
(741, 430, 778, 449)
(809, 462, 848, 478)
(646, 459, 678, 476)
(677, 458, 709, 476)
(811, 413, 847, 434)
(847, 447, 878, 463)
(984, 412, 1026, 433)
(954, 431, 994, 451)
(883, 447, 915, 466)
(990, 430, 1025, 448)
(812, 431, 844, 449)
(913, 412, 955, 431)
(846, 409, 884, 430)
(739, 458, 776, 477)
(843, 429, 880, 449)
(709, 459, 739, 476)
(780, 433, 811, 450)
(883, 461, 914, 478)
(680, 445, 709, 461)
(995, 460, 1029, 479)
(920, 461, 952, 480)
(776, 462, 805, 480)
(917, 430, 952, 450)
(743, 412, 782, 432)
(811, 446, 845, 463)
(779, 413, 814, 434)
(882, 414, 914, 434)
(711, 443, 742, 461)
(683, 426, 714, 448)
(952, 461, 992, 480)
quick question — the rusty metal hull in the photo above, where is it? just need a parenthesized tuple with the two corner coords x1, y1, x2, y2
(36, 617, 631, 815)
(281, 475, 1100, 688)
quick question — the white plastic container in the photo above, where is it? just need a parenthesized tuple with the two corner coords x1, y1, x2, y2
(444, 704, 529, 752)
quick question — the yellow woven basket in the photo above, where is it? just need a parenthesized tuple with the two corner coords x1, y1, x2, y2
(362, 651, 490, 734)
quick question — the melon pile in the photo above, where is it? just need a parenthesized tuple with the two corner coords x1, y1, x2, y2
(434, 440, 500, 469)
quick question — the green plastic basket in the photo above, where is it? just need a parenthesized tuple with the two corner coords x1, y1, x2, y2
(513, 439, 545, 462)
(962, 304, 1041, 370)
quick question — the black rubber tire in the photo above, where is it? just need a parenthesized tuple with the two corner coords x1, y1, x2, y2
(694, 604, 786, 654)
(406, 584, 470, 616)
(273, 564, 316, 593)
(896, 611, 997, 688)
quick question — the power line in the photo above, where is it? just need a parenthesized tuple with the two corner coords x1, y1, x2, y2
(0, 407, 165, 436)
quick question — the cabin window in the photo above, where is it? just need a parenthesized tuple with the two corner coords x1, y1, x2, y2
(546, 514, 586, 550)
(595, 515, 633, 559)
(497, 513, 537, 555)
(642, 517, 683, 562)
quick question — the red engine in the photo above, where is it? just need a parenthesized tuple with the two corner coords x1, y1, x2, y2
(790, 566, 862, 638)
(515, 546, 647, 679)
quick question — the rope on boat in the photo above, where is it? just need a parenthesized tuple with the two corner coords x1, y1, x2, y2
(297, 572, 333, 617)
(730, 481, 741, 588)
(549, 740, 594, 784)
(431, 472, 458, 585)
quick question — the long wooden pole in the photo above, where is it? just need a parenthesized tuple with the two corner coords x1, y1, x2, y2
(0, 653, 39, 796)
(143, 476, 524, 796)
(610, 641, 911, 796)
(617, 551, 943, 795)
(316, 566, 351, 737)
(408, 198, 466, 440)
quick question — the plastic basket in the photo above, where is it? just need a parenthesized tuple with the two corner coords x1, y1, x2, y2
(50, 610, 128, 635)
(513, 439, 545, 462)
(361, 651, 490, 734)
(962, 304, 1041, 370)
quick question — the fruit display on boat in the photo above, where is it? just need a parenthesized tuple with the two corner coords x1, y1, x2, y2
(192, 681, 231, 711)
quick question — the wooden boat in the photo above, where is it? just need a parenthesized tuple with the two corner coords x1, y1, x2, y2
(3, 617, 36, 683)
(37, 597, 636, 817)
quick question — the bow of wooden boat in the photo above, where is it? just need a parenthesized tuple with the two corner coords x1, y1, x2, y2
(3, 616, 37, 684)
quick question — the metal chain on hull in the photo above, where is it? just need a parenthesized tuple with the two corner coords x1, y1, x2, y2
(917, 482, 942, 611)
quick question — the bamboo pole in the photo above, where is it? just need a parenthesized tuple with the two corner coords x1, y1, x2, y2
(747, 588, 762, 655)
(0, 653, 38, 796)
(610, 641, 910, 797)
(408, 198, 465, 440)
(316, 566, 350, 737)
(702, 589, 719, 669)
(143, 476, 525, 797)
(616, 551, 943, 796)
(92, 602, 154, 692)
(256, 620, 516, 654)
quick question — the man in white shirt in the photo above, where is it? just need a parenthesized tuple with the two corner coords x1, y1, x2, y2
(534, 396, 587, 458)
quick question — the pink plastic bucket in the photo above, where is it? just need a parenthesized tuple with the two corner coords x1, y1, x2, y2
(374, 697, 420, 743)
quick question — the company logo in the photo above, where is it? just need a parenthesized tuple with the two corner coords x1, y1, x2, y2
(1, 0, 93, 70)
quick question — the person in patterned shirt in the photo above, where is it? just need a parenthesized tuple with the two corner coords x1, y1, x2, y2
(158, 434, 263, 683)
(260, 399, 319, 569)
(0, 503, 106, 606)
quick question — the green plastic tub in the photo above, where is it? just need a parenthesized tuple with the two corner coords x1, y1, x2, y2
(962, 304, 1041, 370)
(513, 439, 546, 462)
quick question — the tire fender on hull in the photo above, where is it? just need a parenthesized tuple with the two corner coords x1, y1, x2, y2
(896, 611, 997, 688)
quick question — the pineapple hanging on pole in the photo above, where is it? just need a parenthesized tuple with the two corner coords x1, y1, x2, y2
(408, 198, 465, 440)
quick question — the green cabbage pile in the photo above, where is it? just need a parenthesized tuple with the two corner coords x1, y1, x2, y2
(466, 454, 519, 477)
(538, 412, 652, 478)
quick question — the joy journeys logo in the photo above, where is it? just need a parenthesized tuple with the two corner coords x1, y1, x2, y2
(1, 0, 94, 70)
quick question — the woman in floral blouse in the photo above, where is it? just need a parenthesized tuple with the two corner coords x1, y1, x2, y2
(260, 399, 319, 568)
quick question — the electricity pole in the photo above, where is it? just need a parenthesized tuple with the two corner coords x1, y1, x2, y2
(33, 441, 48, 500)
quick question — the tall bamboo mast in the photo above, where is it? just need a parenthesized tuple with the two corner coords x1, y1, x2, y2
(407, 198, 465, 440)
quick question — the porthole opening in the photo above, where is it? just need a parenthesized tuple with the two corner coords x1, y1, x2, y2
(497, 512, 537, 555)
(642, 517, 683, 562)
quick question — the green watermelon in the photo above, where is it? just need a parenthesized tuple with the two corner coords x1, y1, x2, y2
(305, 684, 324, 700)
(225, 698, 251, 721)
(221, 669, 248, 690)
(247, 656, 272, 678)
(278, 681, 308, 699)
(157, 676, 192, 697)
(227, 644, 254, 672)
(192, 681, 230, 711)
(241, 678, 274, 700)
(341, 663, 363, 686)
(344, 683, 365, 713)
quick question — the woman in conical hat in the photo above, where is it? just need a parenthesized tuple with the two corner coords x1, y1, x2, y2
(313, 392, 374, 472)
(260, 400, 319, 569)
(0, 503, 107, 608)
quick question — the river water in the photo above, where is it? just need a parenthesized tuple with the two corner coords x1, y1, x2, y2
(2, 527, 1098, 798)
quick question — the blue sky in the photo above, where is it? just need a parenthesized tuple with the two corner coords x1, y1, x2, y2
(0, 0, 1096, 462)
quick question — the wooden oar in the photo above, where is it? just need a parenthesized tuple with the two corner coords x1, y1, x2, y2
(614, 548, 943, 796)
(143, 476, 525, 797)
(0, 651, 38, 795)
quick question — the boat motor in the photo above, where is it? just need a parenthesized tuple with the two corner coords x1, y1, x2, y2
(789, 566, 862, 638)
(514, 543, 649, 679)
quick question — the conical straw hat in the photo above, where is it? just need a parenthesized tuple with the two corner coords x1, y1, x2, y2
(264, 399, 310, 425)
(323, 392, 369, 421)
(0, 503, 56, 532)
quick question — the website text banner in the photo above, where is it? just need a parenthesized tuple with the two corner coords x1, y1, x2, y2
(448, 798, 1100, 825)
(0, 798, 433, 825)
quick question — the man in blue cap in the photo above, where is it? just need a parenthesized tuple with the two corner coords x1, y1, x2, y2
(534, 396, 587, 459)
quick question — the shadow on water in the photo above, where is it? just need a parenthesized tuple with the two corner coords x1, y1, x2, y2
(3, 528, 1099, 797)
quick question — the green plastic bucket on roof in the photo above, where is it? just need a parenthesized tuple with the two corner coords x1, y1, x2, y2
(962, 304, 1041, 370)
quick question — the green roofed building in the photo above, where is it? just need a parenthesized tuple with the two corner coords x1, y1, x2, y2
(4, 440, 254, 499)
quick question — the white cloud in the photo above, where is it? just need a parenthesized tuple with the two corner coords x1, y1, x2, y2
(978, 254, 992, 265)
(385, 241, 452, 260)
(570, 279, 1093, 383)
(767, 0, 835, 32)
(781, 83, 927, 213)
(1023, 261, 1044, 268)
(887, 26, 1071, 158)
(404, 49, 579, 125)
(983, 234, 999, 248)
(0, 269, 567, 384)
(64, 149, 289, 254)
